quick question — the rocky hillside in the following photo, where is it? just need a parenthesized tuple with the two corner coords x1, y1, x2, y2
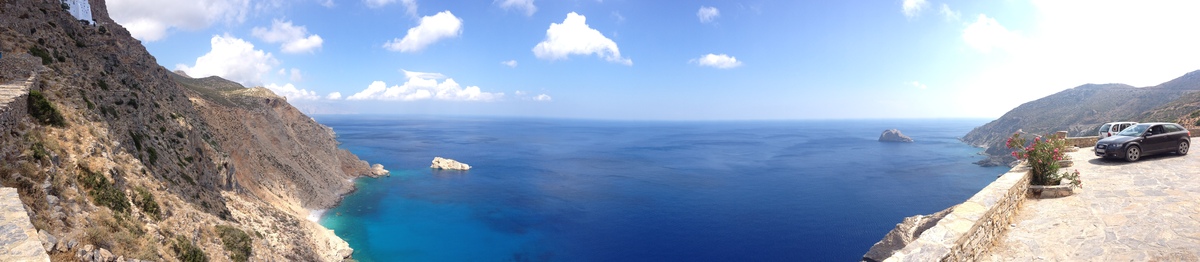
(964, 70, 1200, 166)
(0, 0, 384, 261)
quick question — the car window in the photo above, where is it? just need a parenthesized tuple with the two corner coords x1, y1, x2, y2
(1117, 124, 1148, 136)
(1165, 124, 1182, 132)
(1150, 125, 1166, 135)
(1100, 124, 1112, 132)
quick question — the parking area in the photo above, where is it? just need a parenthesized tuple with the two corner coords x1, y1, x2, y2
(985, 142, 1200, 261)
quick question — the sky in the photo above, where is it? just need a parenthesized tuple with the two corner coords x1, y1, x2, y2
(98, 0, 1200, 120)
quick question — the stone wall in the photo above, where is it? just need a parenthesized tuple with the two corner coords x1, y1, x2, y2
(1064, 136, 1099, 148)
(0, 75, 32, 132)
(882, 165, 1030, 262)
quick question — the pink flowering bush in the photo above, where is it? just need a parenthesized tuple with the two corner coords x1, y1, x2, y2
(1006, 132, 1081, 187)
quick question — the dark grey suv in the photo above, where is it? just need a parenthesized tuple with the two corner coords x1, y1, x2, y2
(1094, 123, 1191, 162)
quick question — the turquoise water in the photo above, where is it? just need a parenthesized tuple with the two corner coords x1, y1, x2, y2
(316, 116, 1009, 261)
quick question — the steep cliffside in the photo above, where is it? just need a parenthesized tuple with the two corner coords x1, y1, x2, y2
(0, 0, 384, 261)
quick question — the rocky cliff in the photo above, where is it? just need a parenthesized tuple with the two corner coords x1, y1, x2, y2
(0, 0, 384, 261)
(963, 70, 1200, 166)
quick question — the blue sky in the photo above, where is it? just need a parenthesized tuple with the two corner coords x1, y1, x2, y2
(103, 0, 1200, 120)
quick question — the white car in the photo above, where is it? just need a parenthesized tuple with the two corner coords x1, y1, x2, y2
(1098, 122, 1137, 138)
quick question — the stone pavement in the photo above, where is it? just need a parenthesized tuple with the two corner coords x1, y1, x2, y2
(0, 188, 50, 262)
(0, 74, 33, 106)
(985, 142, 1200, 261)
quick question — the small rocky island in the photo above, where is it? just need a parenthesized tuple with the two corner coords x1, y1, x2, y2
(879, 129, 914, 143)
(431, 157, 471, 170)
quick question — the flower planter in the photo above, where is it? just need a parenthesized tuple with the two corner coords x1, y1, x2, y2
(1029, 179, 1075, 199)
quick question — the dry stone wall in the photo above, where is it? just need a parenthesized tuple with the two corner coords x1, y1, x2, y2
(0, 188, 50, 261)
(882, 165, 1031, 261)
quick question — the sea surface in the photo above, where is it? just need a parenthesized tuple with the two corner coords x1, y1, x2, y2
(314, 116, 1010, 261)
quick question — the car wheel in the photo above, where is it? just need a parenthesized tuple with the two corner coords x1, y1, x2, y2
(1180, 141, 1190, 155)
(1125, 146, 1141, 162)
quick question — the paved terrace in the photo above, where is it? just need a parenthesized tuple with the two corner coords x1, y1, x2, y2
(986, 142, 1199, 260)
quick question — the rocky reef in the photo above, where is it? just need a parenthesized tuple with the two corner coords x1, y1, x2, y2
(861, 206, 953, 262)
(431, 157, 471, 170)
(879, 129, 914, 143)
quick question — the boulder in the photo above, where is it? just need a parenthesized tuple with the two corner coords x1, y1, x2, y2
(861, 206, 953, 262)
(879, 129, 914, 143)
(430, 157, 471, 170)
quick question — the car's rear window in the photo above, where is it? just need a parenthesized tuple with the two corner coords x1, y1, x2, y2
(1117, 124, 1149, 136)
(1165, 124, 1183, 132)
(1100, 124, 1112, 131)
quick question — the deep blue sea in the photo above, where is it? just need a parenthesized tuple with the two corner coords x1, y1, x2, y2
(313, 116, 1009, 262)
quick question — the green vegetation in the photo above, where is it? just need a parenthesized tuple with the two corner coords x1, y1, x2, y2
(216, 225, 253, 262)
(1191, 110, 1200, 119)
(147, 146, 158, 164)
(28, 90, 66, 126)
(176, 131, 185, 138)
(78, 168, 130, 214)
(129, 131, 144, 150)
(29, 46, 52, 65)
(132, 187, 161, 220)
(29, 141, 49, 161)
(173, 236, 209, 262)
(97, 80, 109, 90)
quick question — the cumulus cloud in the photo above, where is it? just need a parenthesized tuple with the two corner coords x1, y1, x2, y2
(963, 14, 1023, 53)
(939, 4, 960, 21)
(320, 0, 335, 8)
(326, 92, 342, 100)
(692, 53, 742, 69)
(533, 12, 631, 65)
(265, 83, 320, 100)
(346, 70, 502, 101)
(109, 0, 251, 41)
(515, 91, 552, 101)
(383, 11, 463, 52)
(501, 60, 518, 67)
(176, 34, 278, 87)
(901, 0, 927, 18)
(697, 6, 719, 23)
(496, 0, 536, 16)
(910, 81, 927, 89)
(252, 19, 324, 54)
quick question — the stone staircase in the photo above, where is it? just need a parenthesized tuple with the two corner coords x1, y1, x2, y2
(0, 74, 34, 130)
(0, 188, 49, 261)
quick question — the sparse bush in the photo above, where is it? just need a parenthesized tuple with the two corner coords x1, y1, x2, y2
(129, 131, 143, 150)
(28, 90, 66, 126)
(97, 80, 109, 90)
(133, 187, 161, 220)
(147, 147, 158, 164)
(174, 236, 208, 262)
(216, 225, 252, 262)
(29, 46, 52, 65)
(1191, 110, 1200, 119)
(78, 168, 130, 214)
(175, 131, 184, 138)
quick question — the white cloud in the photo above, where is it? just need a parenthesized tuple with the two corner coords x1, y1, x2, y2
(939, 4, 960, 21)
(502, 60, 518, 67)
(952, 1, 1200, 117)
(383, 11, 463, 53)
(175, 34, 278, 87)
(910, 81, 927, 89)
(962, 14, 1023, 53)
(496, 0, 536, 17)
(515, 90, 552, 101)
(320, 0, 335, 8)
(692, 53, 742, 69)
(290, 68, 303, 82)
(326, 92, 342, 100)
(533, 12, 631, 65)
(902, 0, 927, 18)
(109, 0, 251, 41)
(346, 70, 502, 101)
(697, 6, 719, 23)
(252, 19, 324, 54)
(265, 83, 320, 100)
(363, 0, 413, 13)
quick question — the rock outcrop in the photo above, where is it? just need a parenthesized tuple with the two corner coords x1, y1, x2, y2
(431, 157, 471, 170)
(861, 206, 954, 262)
(879, 129, 914, 143)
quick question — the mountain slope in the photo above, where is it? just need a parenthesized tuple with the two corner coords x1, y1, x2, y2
(964, 70, 1200, 166)
(0, 0, 384, 261)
